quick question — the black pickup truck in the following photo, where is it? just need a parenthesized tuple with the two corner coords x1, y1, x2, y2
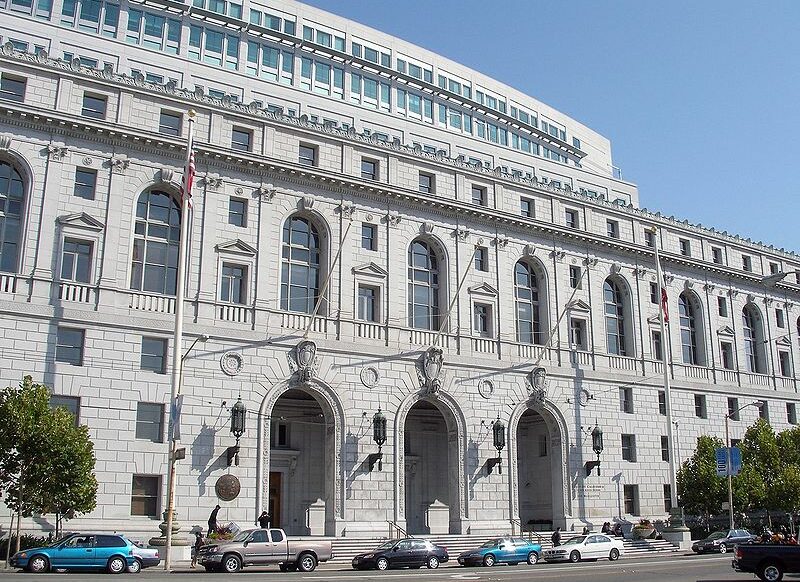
(732, 544, 800, 581)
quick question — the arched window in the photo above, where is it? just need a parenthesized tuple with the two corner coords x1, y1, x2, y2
(678, 292, 700, 365)
(604, 278, 628, 355)
(742, 305, 766, 373)
(514, 261, 542, 344)
(130, 190, 180, 295)
(280, 215, 320, 314)
(408, 239, 441, 330)
(0, 161, 24, 273)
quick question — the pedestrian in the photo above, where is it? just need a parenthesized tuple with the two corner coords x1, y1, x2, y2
(601, 522, 611, 535)
(257, 510, 272, 529)
(612, 523, 623, 537)
(582, 525, 590, 535)
(191, 531, 203, 569)
(208, 504, 221, 537)
(551, 527, 561, 547)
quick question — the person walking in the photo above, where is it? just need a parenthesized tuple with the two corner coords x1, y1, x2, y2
(582, 525, 590, 535)
(257, 511, 272, 529)
(551, 527, 561, 547)
(191, 531, 203, 569)
(208, 505, 221, 537)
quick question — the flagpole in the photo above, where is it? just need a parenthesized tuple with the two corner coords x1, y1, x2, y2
(164, 109, 195, 571)
(653, 228, 679, 511)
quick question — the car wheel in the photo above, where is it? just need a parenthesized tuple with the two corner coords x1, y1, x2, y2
(569, 551, 581, 563)
(27, 555, 49, 574)
(609, 548, 620, 561)
(298, 553, 317, 572)
(718, 544, 728, 554)
(759, 563, 784, 582)
(107, 556, 127, 574)
(127, 559, 142, 574)
(427, 556, 439, 569)
(527, 551, 539, 565)
(376, 557, 389, 571)
(483, 554, 496, 567)
(223, 554, 242, 573)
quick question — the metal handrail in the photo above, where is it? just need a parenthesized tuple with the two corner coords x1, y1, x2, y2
(509, 519, 543, 544)
(387, 521, 407, 539)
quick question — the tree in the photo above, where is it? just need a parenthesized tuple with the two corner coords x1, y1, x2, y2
(0, 376, 97, 545)
(677, 435, 726, 525)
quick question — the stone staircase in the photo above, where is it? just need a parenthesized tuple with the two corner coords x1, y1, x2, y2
(329, 532, 678, 564)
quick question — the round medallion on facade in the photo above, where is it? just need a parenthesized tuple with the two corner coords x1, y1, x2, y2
(220, 351, 244, 376)
(578, 389, 592, 407)
(215, 474, 241, 501)
(478, 379, 494, 399)
(360, 366, 379, 388)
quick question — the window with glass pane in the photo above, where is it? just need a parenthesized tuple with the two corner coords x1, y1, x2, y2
(607, 220, 619, 238)
(73, 168, 97, 200)
(60, 239, 92, 283)
(361, 158, 377, 180)
(56, 327, 84, 365)
(81, 93, 107, 119)
(624, 484, 639, 515)
(227, 197, 247, 227)
(728, 397, 740, 420)
(136, 402, 163, 441)
(694, 394, 707, 418)
(130, 190, 181, 296)
(619, 387, 633, 413)
(140, 337, 166, 373)
(658, 391, 666, 415)
(299, 144, 316, 166)
(712, 247, 723, 264)
(474, 303, 491, 337)
(221, 263, 246, 304)
(621, 434, 636, 462)
(679, 238, 691, 256)
(721, 341, 734, 369)
(474, 247, 488, 272)
(569, 265, 581, 289)
(0, 161, 23, 273)
(418, 172, 433, 194)
(788, 403, 797, 425)
(644, 229, 655, 247)
(565, 209, 578, 228)
(0, 74, 26, 102)
(51, 395, 80, 425)
(661, 435, 670, 461)
(652, 330, 663, 360)
(361, 223, 376, 251)
(515, 261, 541, 344)
(678, 292, 700, 365)
(742, 305, 765, 373)
(358, 285, 378, 322)
(604, 278, 627, 355)
(280, 216, 321, 314)
(779, 351, 792, 377)
(408, 240, 440, 330)
(569, 318, 587, 350)
(159, 110, 181, 136)
(131, 475, 159, 516)
(471, 185, 486, 206)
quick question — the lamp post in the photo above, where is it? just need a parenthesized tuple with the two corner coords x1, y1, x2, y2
(369, 408, 387, 471)
(724, 401, 762, 530)
(584, 423, 604, 476)
(227, 397, 247, 466)
(760, 270, 800, 287)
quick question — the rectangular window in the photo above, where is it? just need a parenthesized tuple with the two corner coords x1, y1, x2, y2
(619, 387, 633, 414)
(623, 484, 639, 515)
(220, 263, 246, 304)
(679, 238, 691, 257)
(140, 337, 166, 373)
(74, 168, 97, 200)
(652, 330, 663, 360)
(742, 255, 752, 272)
(56, 327, 84, 365)
(621, 434, 636, 462)
(569, 265, 582, 289)
(759, 401, 769, 421)
(158, 110, 181, 136)
(777, 308, 786, 328)
(728, 397, 740, 420)
(661, 435, 670, 462)
(0, 73, 26, 102)
(81, 92, 107, 119)
(718, 296, 728, 317)
(644, 229, 655, 248)
(565, 209, 578, 229)
(474, 247, 488, 272)
(663, 484, 672, 512)
(357, 285, 378, 322)
(520, 197, 533, 218)
(721, 342, 734, 370)
(271, 420, 290, 448)
(50, 395, 80, 425)
(650, 282, 659, 304)
(694, 394, 707, 419)
(474, 303, 492, 338)
(471, 185, 486, 206)
(770, 262, 779, 275)
(606, 220, 619, 238)
(298, 143, 316, 166)
(135, 402, 164, 442)
(231, 127, 252, 152)
(131, 475, 159, 517)
(418, 172, 433, 194)
(658, 391, 666, 416)
(712, 247, 723, 264)
(228, 197, 247, 227)
(60, 239, 92, 283)
(538, 433, 548, 457)
(361, 158, 377, 180)
(780, 351, 792, 377)
(361, 223, 376, 251)
(569, 318, 587, 350)
(788, 403, 797, 425)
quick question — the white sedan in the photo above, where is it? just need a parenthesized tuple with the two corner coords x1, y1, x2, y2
(543, 534, 624, 563)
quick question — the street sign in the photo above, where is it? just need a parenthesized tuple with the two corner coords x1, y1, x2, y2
(715, 447, 742, 476)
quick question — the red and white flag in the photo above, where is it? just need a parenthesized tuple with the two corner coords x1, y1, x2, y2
(182, 151, 195, 209)
(661, 285, 669, 323)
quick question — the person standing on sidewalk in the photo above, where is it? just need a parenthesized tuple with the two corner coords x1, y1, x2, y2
(551, 527, 561, 547)
(257, 511, 272, 529)
(207, 505, 221, 536)
(190, 531, 203, 569)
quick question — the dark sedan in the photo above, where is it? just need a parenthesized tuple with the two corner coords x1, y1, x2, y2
(692, 529, 756, 554)
(351, 538, 448, 570)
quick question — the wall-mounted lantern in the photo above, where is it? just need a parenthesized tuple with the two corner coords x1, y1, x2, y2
(487, 416, 506, 475)
(368, 407, 387, 471)
(584, 423, 604, 476)
(227, 397, 246, 466)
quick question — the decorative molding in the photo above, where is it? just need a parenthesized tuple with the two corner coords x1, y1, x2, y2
(421, 221, 435, 234)
(360, 366, 379, 388)
(527, 367, 547, 405)
(417, 346, 444, 396)
(300, 195, 315, 210)
(717, 325, 735, 337)
(663, 274, 675, 286)
(339, 202, 356, 220)
(254, 184, 277, 202)
(494, 236, 509, 248)
(610, 262, 621, 274)
(704, 283, 716, 292)
(583, 256, 598, 267)
(56, 212, 105, 232)
(523, 243, 536, 257)
(467, 282, 498, 297)
(632, 266, 647, 278)
(776, 336, 792, 347)
(0, 135, 11, 151)
(158, 168, 174, 183)
(477, 379, 494, 400)
(215, 239, 257, 257)
(454, 228, 469, 241)
(351, 262, 388, 278)
(551, 250, 566, 261)
(287, 340, 318, 383)
(747, 293, 756, 303)
(763, 297, 774, 306)
(46, 144, 68, 161)
(728, 289, 739, 299)
(108, 154, 130, 172)
(386, 213, 402, 227)
(566, 299, 591, 312)
(220, 352, 244, 376)
(203, 173, 223, 189)
(684, 280, 694, 290)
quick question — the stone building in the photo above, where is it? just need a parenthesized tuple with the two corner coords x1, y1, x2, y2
(0, 0, 797, 538)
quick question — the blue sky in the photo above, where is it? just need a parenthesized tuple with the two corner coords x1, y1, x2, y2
(304, 0, 800, 253)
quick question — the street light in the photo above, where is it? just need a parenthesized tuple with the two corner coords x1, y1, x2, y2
(724, 401, 763, 530)
(368, 407, 387, 471)
(584, 423, 604, 476)
(487, 416, 506, 475)
(760, 270, 800, 287)
(226, 397, 247, 466)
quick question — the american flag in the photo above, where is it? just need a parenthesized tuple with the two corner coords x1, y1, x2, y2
(182, 151, 195, 209)
(661, 284, 669, 323)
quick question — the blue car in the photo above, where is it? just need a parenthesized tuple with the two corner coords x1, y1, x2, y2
(457, 537, 542, 567)
(10, 533, 138, 573)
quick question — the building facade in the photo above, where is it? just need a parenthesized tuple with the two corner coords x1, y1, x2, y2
(0, 0, 798, 539)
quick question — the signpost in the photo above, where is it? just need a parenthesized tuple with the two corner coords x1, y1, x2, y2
(715, 447, 741, 477)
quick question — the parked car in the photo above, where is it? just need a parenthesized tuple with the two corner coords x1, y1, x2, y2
(733, 543, 800, 581)
(692, 529, 756, 554)
(196, 528, 332, 573)
(9, 533, 137, 573)
(543, 534, 624, 563)
(457, 537, 542, 566)
(129, 543, 160, 573)
(351, 538, 448, 570)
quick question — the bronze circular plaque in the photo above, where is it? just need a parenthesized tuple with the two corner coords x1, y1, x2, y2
(215, 474, 241, 501)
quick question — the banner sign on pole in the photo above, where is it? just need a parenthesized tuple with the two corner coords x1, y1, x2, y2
(716, 448, 728, 477)
(170, 394, 184, 441)
(716, 447, 742, 476)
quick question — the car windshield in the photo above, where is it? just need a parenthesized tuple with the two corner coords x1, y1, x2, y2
(231, 530, 251, 542)
(706, 532, 726, 540)
(49, 534, 76, 547)
(480, 539, 501, 548)
(564, 536, 586, 545)
(374, 540, 397, 550)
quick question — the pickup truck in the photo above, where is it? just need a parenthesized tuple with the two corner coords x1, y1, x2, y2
(196, 528, 332, 573)
(732, 543, 800, 581)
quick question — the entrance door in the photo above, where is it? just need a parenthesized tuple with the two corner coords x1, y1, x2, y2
(269, 472, 282, 529)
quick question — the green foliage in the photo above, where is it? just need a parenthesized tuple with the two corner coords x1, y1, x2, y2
(0, 376, 97, 526)
(0, 535, 49, 556)
(677, 435, 726, 518)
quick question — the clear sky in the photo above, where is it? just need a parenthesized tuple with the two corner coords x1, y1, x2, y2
(303, 0, 800, 253)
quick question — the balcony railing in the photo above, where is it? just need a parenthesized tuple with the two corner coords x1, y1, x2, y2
(717, 369, 738, 384)
(280, 311, 329, 335)
(472, 337, 495, 354)
(408, 328, 450, 349)
(355, 322, 384, 340)
(0, 274, 17, 294)
(741, 371, 772, 387)
(129, 291, 175, 314)
(606, 354, 638, 371)
(218, 303, 251, 324)
(59, 282, 93, 303)
(681, 364, 710, 381)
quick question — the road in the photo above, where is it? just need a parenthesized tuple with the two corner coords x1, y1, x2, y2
(0, 553, 766, 582)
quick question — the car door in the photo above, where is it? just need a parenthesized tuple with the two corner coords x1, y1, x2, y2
(594, 535, 613, 558)
(95, 535, 126, 569)
(393, 540, 413, 567)
(59, 535, 95, 568)
(585, 536, 605, 558)
(242, 530, 270, 564)
(508, 538, 526, 562)
(267, 529, 287, 562)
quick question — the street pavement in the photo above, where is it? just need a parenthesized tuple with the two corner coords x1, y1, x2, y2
(0, 553, 764, 582)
